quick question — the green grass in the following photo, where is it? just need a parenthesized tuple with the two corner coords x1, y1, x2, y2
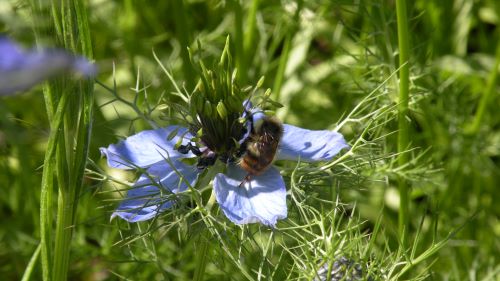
(1, 0, 499, 280)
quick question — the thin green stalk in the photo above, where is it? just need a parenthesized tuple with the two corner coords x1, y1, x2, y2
(21, 244, 42, 281)
(52, 189, 74, 280)
(395, 0, 410, 247)
(29, 2, 57, 279)
(192, 232, 210, 281)
(232, 0, 244, 81)
(30, 0, 95, 280)
(272, 32, 291, 101)
(240, 0, 260, 84)
(272, 1, 301, 100)
(467, 38, 500, 134)
(39, 89, 70, 281)
(172, 0, 195, 90)
(51, 1, 95, 279)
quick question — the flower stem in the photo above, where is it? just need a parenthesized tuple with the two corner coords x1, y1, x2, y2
(395, 0, 410, 247)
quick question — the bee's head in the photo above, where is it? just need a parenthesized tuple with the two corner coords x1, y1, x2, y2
(251, 111, 267, 133)
(251, 112, 283, 137)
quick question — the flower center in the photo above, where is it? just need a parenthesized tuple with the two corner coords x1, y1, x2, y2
(173, 36, 263, 169)
(177, 112, 250, 170)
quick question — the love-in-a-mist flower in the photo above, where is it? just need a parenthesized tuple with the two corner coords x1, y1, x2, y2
(100, 38, 348, 227)
(101, 111, 348, 226)
(0, 36, 96, 96)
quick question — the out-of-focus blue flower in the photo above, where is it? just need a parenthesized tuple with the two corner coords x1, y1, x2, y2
(101, 113, 348, 227)
(314, 256, 371, 281)
(0, 37, 96, 96)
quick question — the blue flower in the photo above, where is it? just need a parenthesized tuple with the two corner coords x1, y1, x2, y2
(100, 113, 348, 227)
(0, 37, 96, 96)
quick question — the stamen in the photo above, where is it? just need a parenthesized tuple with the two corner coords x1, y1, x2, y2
(177, 143, 202, 156)
(238, 174, 251, 188)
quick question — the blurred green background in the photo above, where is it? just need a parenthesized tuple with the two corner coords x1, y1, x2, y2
(0, 0, 498, 280)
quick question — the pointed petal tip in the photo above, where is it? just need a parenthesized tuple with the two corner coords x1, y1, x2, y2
(101, 126, 194, 169)
(110, 210, 157, 223)
(278, 124, 349, 162)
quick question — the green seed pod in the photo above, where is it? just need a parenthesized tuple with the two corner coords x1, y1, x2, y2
(196, 80, 205, 94)
(216, 101, 228, 119)
(203, 100, 212, 116)
(241, 85, 252, 93)
(256, 76, 265, 88)
(231, 69, 238, 87)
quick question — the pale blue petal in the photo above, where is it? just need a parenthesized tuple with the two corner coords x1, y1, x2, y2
(111, 160, 199, 222)
(0, 37, 96, 95)
(214, 165, 287, 227)
(243, 99, 253, 112)
(277, 124, 349, 162)
(100, 126, 194, 169)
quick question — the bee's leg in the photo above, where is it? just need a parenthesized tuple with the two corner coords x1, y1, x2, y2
(238, 174, 251, 188)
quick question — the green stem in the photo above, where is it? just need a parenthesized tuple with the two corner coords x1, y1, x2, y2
(32, 0, 94, 280)
(21, 244, 42, 281)
(395, 0, 410, 247)
(232, 0, 244, 82)
(52, 1, 95, 279)
(172, 0, 195, 90)
(467, 38, 500, 134)
(30, 2, 56, 279)
(192, 232, 210, 281)
(272, 1, 301, 100)
(39, 91, 69, 281)
(272, 32, 291, 101)
(241, 0, 260, 84)
(52, 189, 74, 280)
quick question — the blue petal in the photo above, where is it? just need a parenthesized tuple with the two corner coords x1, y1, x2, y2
(214, 165, 287, 227)
(0, 37, 96, 95)
(243, 99, 253, 112)
(100, 126, 194, 169)
(111, 160, 199, 222)
(277, 124, 349, 162)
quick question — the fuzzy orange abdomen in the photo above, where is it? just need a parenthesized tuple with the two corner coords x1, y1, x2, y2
(239, 141, 277, 175)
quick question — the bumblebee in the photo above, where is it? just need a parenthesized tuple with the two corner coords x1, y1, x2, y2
(239, 115, 283, 186)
